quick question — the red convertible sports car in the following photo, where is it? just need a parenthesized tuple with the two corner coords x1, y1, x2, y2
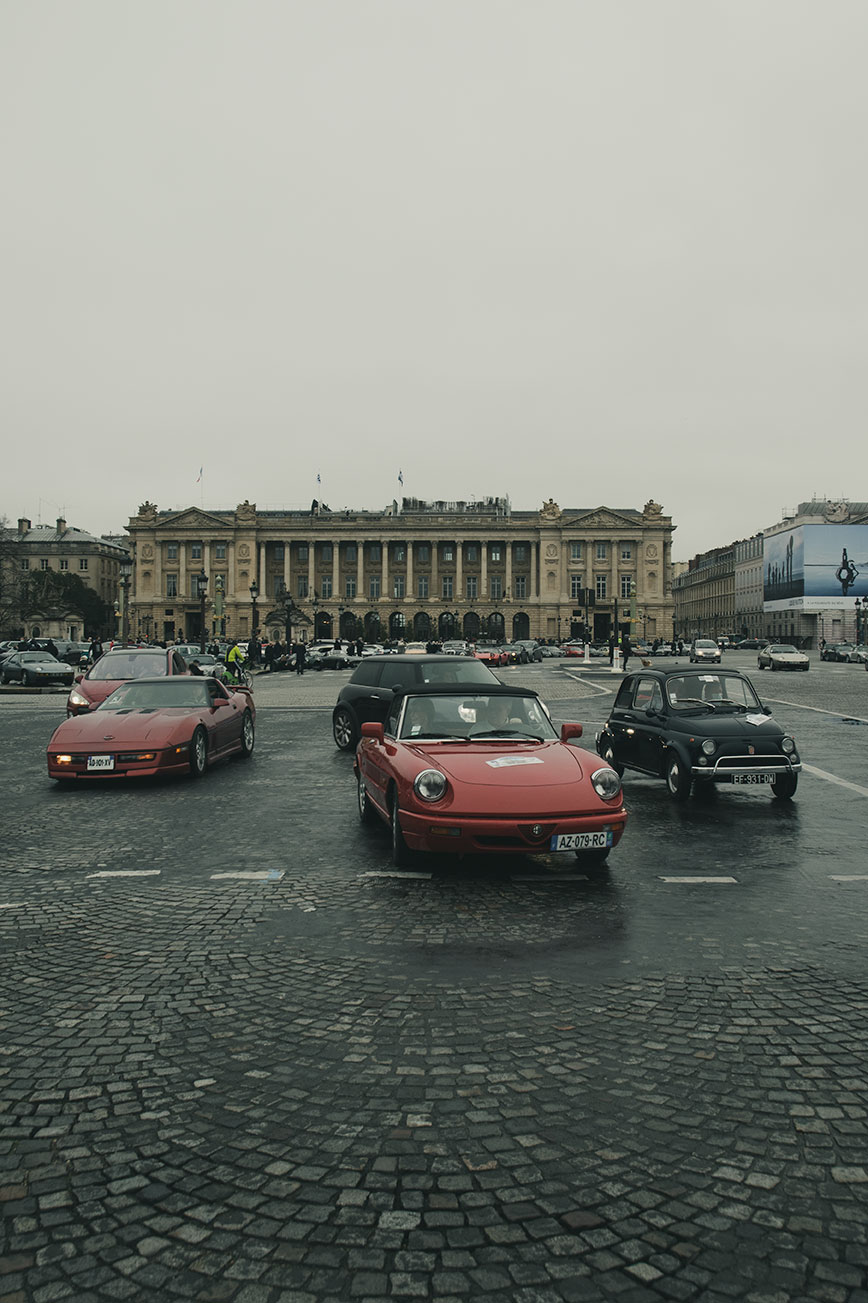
(47, 676, 255, 781)
(354, 684, 627, 868)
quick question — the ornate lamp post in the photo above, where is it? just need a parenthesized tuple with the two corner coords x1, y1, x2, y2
(284, 589, 294, 648)
(197, 569, 208, 653)
(119, 558, 133, 645)
(249, 580, 259, 644)
(310, 589, 319, 640)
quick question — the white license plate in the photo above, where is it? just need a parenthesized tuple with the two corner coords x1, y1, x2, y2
(87, 755, 115, 772)
(550, 830, 613, 851)
(731, 772, 774, 784)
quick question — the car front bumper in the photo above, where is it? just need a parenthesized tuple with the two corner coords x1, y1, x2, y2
(691, 757, 801, 782)
(399, 806, 627, 856)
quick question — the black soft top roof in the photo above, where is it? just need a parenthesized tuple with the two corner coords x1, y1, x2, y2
(393, 683, 540, 699)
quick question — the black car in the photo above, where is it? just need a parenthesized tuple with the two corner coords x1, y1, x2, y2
(596, 666, 800, 801)
(514, 640, 544, 662)
(821, 643, 854, 662)
(332, 654, 501, 750)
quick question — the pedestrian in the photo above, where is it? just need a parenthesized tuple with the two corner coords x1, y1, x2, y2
(263, 642, 275, 673)
(677, 638, 684, 656)
(621, 633, 632, 673)
(294, 640, 306, 675)
(89, 635, 104, 661)
(608, 634, 616, 666)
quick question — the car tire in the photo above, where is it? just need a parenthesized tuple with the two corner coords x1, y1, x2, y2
(357, 774, 377, 825)
(189, 726, 208, 778)
(771, 772, 798, 800)
(757, 660, 764, 669)
(770, 661, 777, 671)
(390, 792, 412, 867)
(239, 709, 254, 757)
(333, 706, 358, 751)
(600, 739, 624, 778)
(665, 752, 692, 801)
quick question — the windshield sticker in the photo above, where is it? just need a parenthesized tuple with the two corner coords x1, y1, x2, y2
(745, 714, 771, 726)
(698, 675, 718, 682)
(486, 755, 545, 768)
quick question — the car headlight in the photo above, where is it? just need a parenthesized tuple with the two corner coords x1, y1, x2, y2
(68, 688, 89, 707)
(781, 736, 795, 754)
(414, 769, 448, 802)
(591, 767, 622, 801)
(701, 738, 716, 755)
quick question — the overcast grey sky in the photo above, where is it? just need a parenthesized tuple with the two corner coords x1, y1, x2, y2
(2, 1, 866, 558)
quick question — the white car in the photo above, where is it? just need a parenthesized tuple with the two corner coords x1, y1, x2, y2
(757, 644, 809, 672)
(689, 639, 721, 664)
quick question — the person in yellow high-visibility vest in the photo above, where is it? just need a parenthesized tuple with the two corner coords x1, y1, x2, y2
(226, 640, 245, 684)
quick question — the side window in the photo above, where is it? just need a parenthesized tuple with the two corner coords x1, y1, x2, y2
(350, 662, 379, 686)
(382, 662, 415, 690)
(614, 680, 634, 709)
(649, 682, 664, 712)
(633, 678, 658, 710)
(173, 653, 187, 674)
(384, 697, 403, 736)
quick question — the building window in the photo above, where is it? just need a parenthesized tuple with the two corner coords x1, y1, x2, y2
(621, 545, 632, 561)
(79, 559, 88, 571)
(570, 542, 582, 561)
(345, 544, 357, 562)
(41, 558, 50, 571)
(490, 576, 503, 600)
(393, 577, 405, 599)
(166, 574, 178, 597)
(191, 542, 202, 560)
(596, 542, 607, 560)
(215, 542, 227, 560)
(297, 545, 309, 562)
(514, 576, 527, 599)
(595, 575, 607, 600)
(514, 545, 527, 564)
(570, 575, 584, 599)
(490, 545, 501, 563)
(416, 545, 429, 563)
(60, 559, 68, 571)
(442, 546, 454, 562)
(369, 544, 381, 562)
(417, 576, 429, 599)
(297, 577, 309, 598)
(466, 545, 478, 563)
(620, 575, 634, 599)
(442, 576, 453, 600)
(273, 543, 285, 561)
(320, 544, 332, 562)
(345, 579, 356, 599)
(167, 543, 178, 560)
(369, 577, 381, 600)
(20, 558, 29, 571)
(466, 577, 478, 600)
(393, 545, 405, 563)
(321, 577, 332, 598)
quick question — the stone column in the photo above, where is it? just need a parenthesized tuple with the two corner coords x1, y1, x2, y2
(283, 543, 291, 593)
(505, 543, 513, 599)
(259, 543, 267, 596)
(481, 542, 488, 600)
(332, 541, 340, 602)
(307, 547, 315, 597)
(530, 543, 537, 599)
(455, 541, 463, 602)
(430, 539, 439, 600)
(381, 542, 390, 601)
(406, 541, 414, 602)
(356, 544, 364, 601)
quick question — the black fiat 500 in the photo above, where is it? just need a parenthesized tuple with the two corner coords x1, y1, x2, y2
(596, 666, 801, 801)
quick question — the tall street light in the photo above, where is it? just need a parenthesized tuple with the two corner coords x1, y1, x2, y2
(284, 589, 294, 648)
(119, 558, 133, 645)
(197, 569, 208, 653)
(249, 580, 259, 645)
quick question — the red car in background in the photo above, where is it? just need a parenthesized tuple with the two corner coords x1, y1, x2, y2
(354, 684, 627, 869)
(48, 676, 255, 780)
(66, 647, 189, 716)
(474, 643, 509, 667)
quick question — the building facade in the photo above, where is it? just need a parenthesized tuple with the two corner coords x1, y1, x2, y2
(672, 545, 736, 641)
(1, 517, 129, 640)
(125, 496, 676, 646)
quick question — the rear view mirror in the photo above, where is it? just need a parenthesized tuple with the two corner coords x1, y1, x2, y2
(560, 722, 583, 741)
(360, 722, 385, 743)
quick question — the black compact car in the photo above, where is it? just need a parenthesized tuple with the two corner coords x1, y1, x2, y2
(596, 666, 801, 801)
(332, 654, 501, 750)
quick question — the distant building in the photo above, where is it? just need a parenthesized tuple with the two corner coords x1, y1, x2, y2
(124, 496, 676, 645)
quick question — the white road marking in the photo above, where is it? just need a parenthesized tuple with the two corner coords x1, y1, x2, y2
(830, 875, 868, 882)
(511, 874, 589, 883)
(86, 870, 162, 878)
(802, 764, 868, 798)
(0, 903, 22, 909)
(659, 876, 737, 884)
(361, 870, 432, 880)
(760, 697, 868, 724)
(210, 871, 285, 881)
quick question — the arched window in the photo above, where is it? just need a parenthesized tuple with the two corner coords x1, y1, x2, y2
(463, 611, 480, 641)
(512, 611, 530, 640)
(413, 611, 432, 639)
(389, 611, 407, 639)
(487, 612, 505, 640)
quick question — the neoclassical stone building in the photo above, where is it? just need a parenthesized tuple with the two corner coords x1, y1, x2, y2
(125, 496, 675, 646)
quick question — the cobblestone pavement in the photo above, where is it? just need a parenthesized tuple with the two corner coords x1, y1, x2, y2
(1, 656, 867, 1302)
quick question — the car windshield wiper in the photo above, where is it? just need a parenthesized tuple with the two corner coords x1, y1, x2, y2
(675, 698, 716, 712)
(468, 729, 544, 740)
(408, 732, 470, 742)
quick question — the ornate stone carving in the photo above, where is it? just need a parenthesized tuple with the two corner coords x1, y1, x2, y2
(540, 499, 562, 521)
(545, 543, 558, 560)
(138, 501, 157, 521)
(646, 543, 658, 559)
(141, 544, 154, 560)
(643, 500, 663, 517)
(824, 500, 850, 523)
(238, 543, 251, 559)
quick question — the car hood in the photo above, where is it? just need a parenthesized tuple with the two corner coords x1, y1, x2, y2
(50, 709, 195, 745)
(770, 652, 806, 661)
(667, 712, 785, 742)
(25, 659, 71, 670)
(408, 740, 597, 788)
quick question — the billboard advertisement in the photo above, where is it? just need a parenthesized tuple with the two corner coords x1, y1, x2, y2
(763, 524, 868, 611)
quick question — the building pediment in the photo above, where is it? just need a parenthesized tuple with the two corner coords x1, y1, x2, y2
(162, 508, 229, 531)
(565, 507, 639, 530)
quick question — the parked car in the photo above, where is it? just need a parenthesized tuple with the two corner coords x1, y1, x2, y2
(736, 638, 769, 650)
(689, 639, 721, 664)
(1, 650, 75, 687)
(332, 653, 499, 751)
(562, 641, 585, 658)
(306, 641, 360, 670)
(48, 675, 255, 781)
(66, 646, 189, 715)
(757, 644, 810, 672)
(513, 640, 543, 662)
(474, 643, 508, 667)
(821, 642, 855, 662)
(354, 684, 626, 868)
(540, 645, 564, 658)
(596, 666, 801, 801)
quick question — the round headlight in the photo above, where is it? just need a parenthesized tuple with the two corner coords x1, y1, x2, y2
(68, 688, 88, 707)
(413, 769, 448, 802)
(701, 738, 716, 755)
(591, 767, 622, 801)
(781, 736, 795, 754)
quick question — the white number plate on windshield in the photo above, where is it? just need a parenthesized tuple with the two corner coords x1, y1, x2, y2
(551, 830, 612, 851)
(731, 772, 774, 784)
(87, 755, 115, 772)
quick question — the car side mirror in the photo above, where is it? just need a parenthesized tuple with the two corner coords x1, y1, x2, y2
(560, 722, 583, 741)
(761, 704, 772, 715)
(360, 721, 385, 742)
(74, 672, 83, 682)
(212, 696, 230, 707)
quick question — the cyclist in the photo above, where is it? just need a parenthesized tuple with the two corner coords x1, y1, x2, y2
(225, 640, 247, 685)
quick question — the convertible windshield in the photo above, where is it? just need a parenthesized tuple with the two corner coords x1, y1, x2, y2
(99, 680, 217, 710)
(666, 674, 762, 711)
(89, 652, 168, 681)
(398, 692, 557, 741)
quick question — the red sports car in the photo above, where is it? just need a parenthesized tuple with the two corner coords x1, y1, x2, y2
(66, 646, 190, 715)
(473, 643, 509, 667)
(48, 676, 255, 781)
(354, 684, 627, 868)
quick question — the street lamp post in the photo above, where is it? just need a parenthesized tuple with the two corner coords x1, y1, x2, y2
(249, 580, 259, 647)
(311, 589, 319, 640)
(855, 597, 866, 646)
(284, 590, 293, 648)
(119, 558, 132, 645)
(197, 569, 208, 653)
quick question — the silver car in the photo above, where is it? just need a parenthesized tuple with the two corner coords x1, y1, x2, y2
(689, 639, 721, 664)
